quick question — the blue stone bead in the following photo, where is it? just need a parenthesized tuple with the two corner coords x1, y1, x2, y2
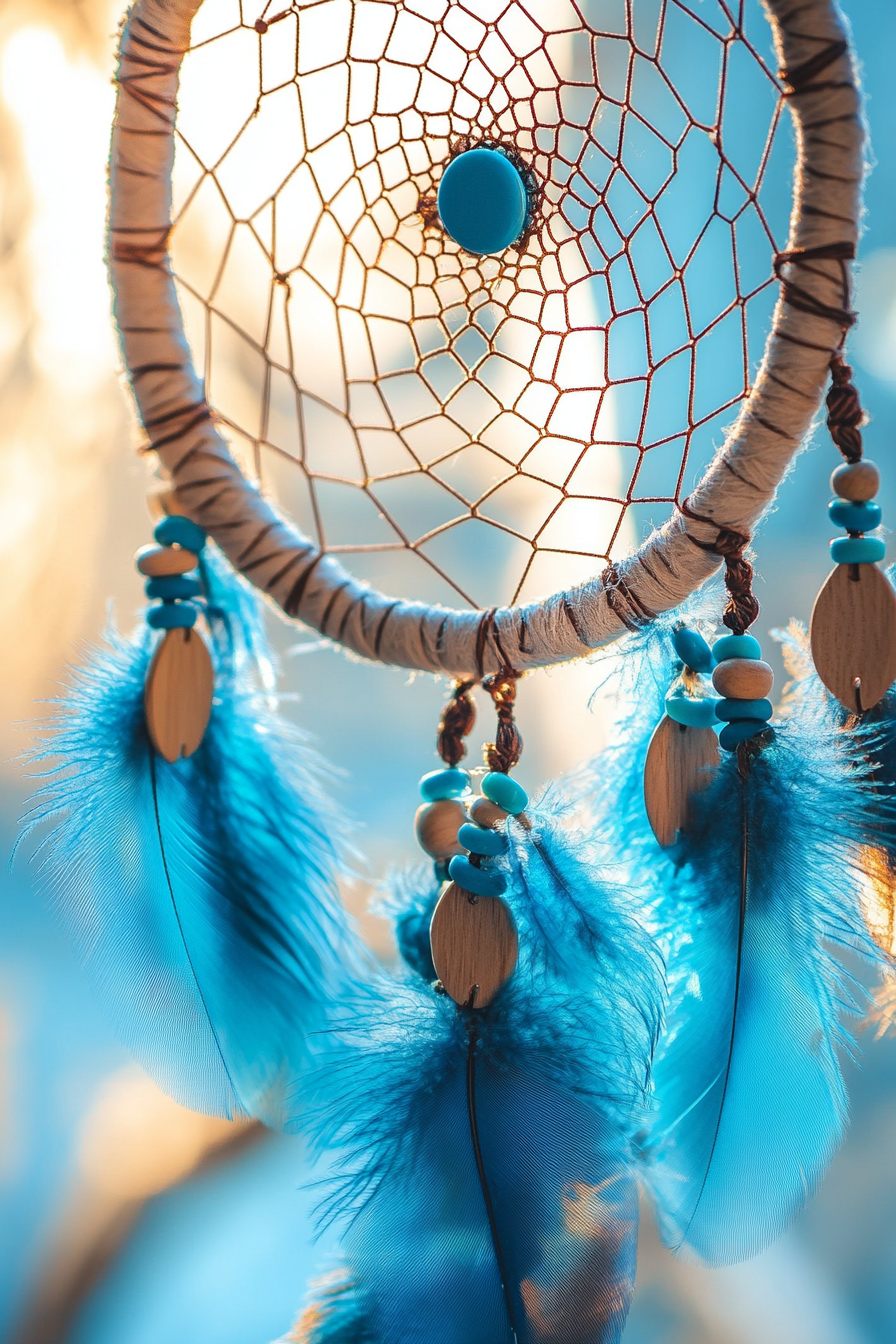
(712, 633, 762, 662)
(437, 148, 529, 256)
(715, 697, 774, 723)
(672, 626, 714, 673)
(145, 574, 203, 601)
(481, 772, 529, 815)
(147, 601, 198, 630)
(665, 692, 718, 729)
(828, 499, 882, 533)
(419, 768, 471, 802)
(154, 514, 207, 553)
(830, 535, 886, 564)
(719, 719, 771, 752)
(458, 822, 507, 857)
(448, 854, 508, 897)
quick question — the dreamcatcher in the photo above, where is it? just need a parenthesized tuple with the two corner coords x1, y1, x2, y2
(22, 0, 896, 1339)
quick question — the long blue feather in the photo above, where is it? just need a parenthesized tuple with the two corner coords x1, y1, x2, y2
(21, 550, 363, 1125)
(644, 698, 889, 1263)
(296, 801, 662, 1343)
(282, 1269, 374, 1342)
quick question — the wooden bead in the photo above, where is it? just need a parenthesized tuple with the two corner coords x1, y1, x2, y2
(415, 799, 466, 859)
(144, 627, 214, 762)
(711, 658, 774, 700)
(468, 796, 509, 829)
(644, 716, 720, 848)
(136, 544, 199, 576)
(831, 459, 880, 502)
(810, 561, 896, 712)
(430, 881, 518, 1008)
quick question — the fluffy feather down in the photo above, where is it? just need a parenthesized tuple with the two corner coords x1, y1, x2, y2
(21, 555, 362, 1125)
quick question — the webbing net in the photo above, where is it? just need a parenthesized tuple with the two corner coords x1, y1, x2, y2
(170, 0, 788, 609)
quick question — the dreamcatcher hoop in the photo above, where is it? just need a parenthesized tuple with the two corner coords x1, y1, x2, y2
(108, 0, 862, 676)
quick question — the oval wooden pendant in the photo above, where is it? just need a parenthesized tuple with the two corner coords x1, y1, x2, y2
(144, 627, 214, 762)
(810, 563, 896, 712)
(644, 715, 720, 849)
(430, 881, 518, 1009)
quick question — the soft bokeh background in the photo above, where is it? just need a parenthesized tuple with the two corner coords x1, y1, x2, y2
(2, 2, 896, 1341)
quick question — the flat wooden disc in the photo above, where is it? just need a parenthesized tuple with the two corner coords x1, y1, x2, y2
(644, 715, 720, 849)
(810, 563, 896, 712)
(430, 881, 518, 1009)
(144, 627, 214, 762)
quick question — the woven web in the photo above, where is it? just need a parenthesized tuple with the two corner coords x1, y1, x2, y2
(170, 0, 789, 609)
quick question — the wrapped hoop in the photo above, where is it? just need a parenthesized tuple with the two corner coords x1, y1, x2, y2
(108, 0, 863, 676)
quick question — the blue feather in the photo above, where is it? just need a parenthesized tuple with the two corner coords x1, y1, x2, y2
(372, 864, 440, 981)
(645, 704, 889, 1263)
(21, 550, 363, 1125)
(285, 1269, 374, 1342)
(296, 809, 662, 1343)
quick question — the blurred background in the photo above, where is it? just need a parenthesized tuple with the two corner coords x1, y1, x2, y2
(3, 2, 896, 1341)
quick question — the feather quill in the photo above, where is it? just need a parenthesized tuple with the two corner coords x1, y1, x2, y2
(298, 799, 662, 1344)
(21, 551, 362, 1125)
(644, 697, 889, 1263)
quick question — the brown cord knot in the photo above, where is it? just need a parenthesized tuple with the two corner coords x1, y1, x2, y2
(773, 242, 856, 329)
(437, 679, 477, 767)
(482, 673, 522, 775)
(680, 498, 760, 636)
(826, 353, 864, 463)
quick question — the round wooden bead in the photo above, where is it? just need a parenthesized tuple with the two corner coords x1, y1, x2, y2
(831, 459, 880, 502)
(136, 544, 199, 577)
(711, 658, 774, 700)
(458, 822, 507, 857)
(419, 768, 471, 801)
(830, 536, 886, 564)
(712, 633, 762, 662)
(414, 800, 467, 859)
(672, 626, 713, 673)
(448, 854, 507, 897)
(828, 499, 882, 533)
(468, 796, 509, 828)
(664, 691, 718, 729)
(481, 772, 528, 815)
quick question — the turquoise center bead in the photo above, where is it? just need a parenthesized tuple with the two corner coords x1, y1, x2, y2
(448, 854, 507, 898)
(437, 148, 529, 256)
(154, 514, 207, 553)
(458, 822, 507, 857)
(419, 768, 471, 802)
(665, 692, 718, 729)
(828, 499, 882, 532)
(715, 697, 773, 723)
(481, 771, 529, 815)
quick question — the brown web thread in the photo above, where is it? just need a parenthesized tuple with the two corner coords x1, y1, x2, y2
(168, 0, 792, 611)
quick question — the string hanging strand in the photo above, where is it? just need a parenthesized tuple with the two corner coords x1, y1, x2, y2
(679, 501, 760, 637)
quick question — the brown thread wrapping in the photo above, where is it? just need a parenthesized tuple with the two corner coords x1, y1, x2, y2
(826, 352, 865, 463)
(482, 673, 523, 775)
(680, 498, 760, 636)
(437, 679, 477, 768)
(780, 38, 849, 97)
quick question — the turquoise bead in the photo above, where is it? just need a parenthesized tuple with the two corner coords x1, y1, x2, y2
(830, 536, 886, 564)
(828, 499, 882, 532)
(437, 148, 528, 256)
(672, 627, 714, 673)
(419, 768, 471, 801)
(458, 822, 506, 857)
(481, 772, 529, 815)
(145, 574, 202, 601)
(448, 854, 507, 897)
(719, 719, 770, 752)
(713, 633, 762, 662)
(715, 697, 773, 723)
(154, 514, 207, 553)
(665, 692, 718, 729)
(147, 601, 198, 630)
